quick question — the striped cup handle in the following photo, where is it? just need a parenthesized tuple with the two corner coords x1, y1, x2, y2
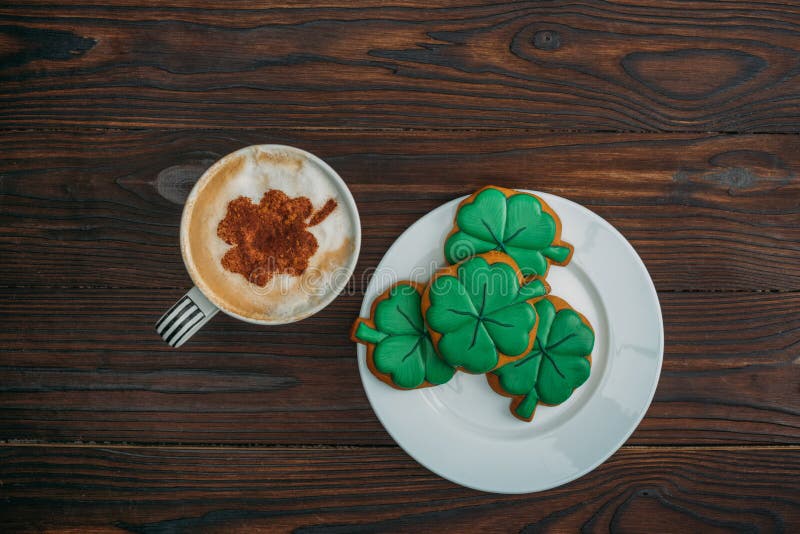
(156, 287, 219, 348)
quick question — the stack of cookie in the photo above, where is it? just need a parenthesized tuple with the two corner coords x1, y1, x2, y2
(351, 186, 595, 422)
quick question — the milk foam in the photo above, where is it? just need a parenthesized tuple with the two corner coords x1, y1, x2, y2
(181, 146, 357, 323)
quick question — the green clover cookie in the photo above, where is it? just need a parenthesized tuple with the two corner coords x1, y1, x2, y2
(422, 252, 550, 374)
(444, 185, 573, 278)
(351, 281, 455, 390)
(488, 295, 595, 422)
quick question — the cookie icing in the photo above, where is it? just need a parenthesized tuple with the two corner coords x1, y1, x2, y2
(488, 295, 594, 421)
(444, 186, 573, 278)
(422, 252, 549, 374)
(351, 281, 455, 389)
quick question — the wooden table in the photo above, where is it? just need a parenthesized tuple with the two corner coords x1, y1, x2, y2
(1, 1, 799, 531)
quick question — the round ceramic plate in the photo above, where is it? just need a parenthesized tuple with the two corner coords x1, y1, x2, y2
(356, 191, 663, 494)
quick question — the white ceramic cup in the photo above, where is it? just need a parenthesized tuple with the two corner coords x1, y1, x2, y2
(156, 145, 361, 347)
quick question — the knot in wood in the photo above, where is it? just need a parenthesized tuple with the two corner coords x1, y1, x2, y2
(533, 30, 560, 50)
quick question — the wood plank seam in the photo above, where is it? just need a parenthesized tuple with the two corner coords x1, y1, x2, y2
(1, 442, 798, 451)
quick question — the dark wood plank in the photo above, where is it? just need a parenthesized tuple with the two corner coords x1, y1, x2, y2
(0, 288, 797, 445)
(2, 1, 800, 131)
(0, 444, 797, 532)
(2, 129, 799, 291)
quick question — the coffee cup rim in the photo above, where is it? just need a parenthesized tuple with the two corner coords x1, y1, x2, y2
(179, 144, 362, 325)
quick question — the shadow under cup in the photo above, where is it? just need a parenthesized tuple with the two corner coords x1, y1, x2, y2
(156, 144, 361, 347)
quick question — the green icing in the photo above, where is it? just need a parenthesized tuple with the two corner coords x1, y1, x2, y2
(354, 322, 386, 344)
(426, 256, 548, 374)
(445, 187, 572, 277)
(492, 297, 594, 420)
(354, 282, 455, 389)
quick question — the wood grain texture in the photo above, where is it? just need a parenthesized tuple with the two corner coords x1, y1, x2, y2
(1, 445, 797, 532)
(2, 129, 799, 291)
(0, 288, 797, 445)
(2, 1, 800, 130)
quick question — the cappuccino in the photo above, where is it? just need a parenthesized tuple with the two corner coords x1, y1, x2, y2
(181, 145, 358, 323)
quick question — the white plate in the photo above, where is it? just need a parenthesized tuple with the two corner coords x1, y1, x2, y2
(356, 191, 663, 494)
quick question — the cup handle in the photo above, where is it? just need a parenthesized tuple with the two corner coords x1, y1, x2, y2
(156, 287, 219, 348)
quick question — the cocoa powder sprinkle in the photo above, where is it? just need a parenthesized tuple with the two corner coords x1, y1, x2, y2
(309, 198, 338, 227)
(217, 190, 337, 286)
